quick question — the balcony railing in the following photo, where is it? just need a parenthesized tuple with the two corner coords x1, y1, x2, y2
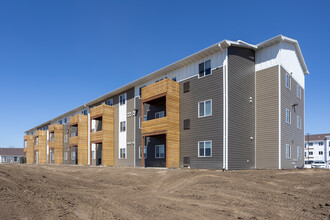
(141, 78, 179, 101)
(141, 117, 168, 135)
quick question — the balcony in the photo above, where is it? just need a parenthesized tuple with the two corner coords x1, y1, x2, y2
(141, 78, 179, 102)
(69, 135, 78, 146)
(141, 117, 168, 135)
(90, 130, 103, 142)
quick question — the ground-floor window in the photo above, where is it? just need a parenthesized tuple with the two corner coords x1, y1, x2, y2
(2, 156, 7, 162)
(155, 145, 165, 158)
(71, 151, 76, 160)
(198, 141, 212, 157)
(286, 144, 291, 158)
(297, 147, 301, 159)
(64, 152, 68, 160)
(14, 157, 17, 162)
(119, 148, 126, 159)
(139, 146, 147, 159)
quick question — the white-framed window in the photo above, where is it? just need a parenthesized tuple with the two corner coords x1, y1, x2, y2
(198, 100, 212, 118)
(92, 151, 96, 159)
(64, 135, 68, 142)
(198, 60, 211, 78)
(198, 140, 212, 157)
(120, 121, 126, 132)
(119, 148, 126, 159)
(171, 76, 177, 82)
(309, 142, 313, 146)
(155, 145, 165, 158)
(286, 109, 291, 124)
(319, 142, 323, 146)
(139, 146, 147, 159)
(297, 147, 301, 159)
(309, 151, 313, 155)
(297, 115, 301, 129)
(71, 151, 76, 160)
(92, 144, 96, 159)
(297, 84, 301, 99)
(64, 152, 68, 160)
(319, 151, 323, 155)
(139, 115, 147, 129)
(107, 98, 113, 106)
(119, 94, 126, 105)
(286, 144, 291, 158)
(155, 111, 165, 119)
(50, 132, 54, 142)
(2, 156, 7, 162)
(286, 73, 291, 90)
(35, 137, 39, 145)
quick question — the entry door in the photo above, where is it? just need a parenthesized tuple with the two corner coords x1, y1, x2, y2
(35, 151, 39, 164)
(96, 144, 102, 166)
(71, 147, 78, 165)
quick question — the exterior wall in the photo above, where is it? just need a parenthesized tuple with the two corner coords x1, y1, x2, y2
(49, 124, 64, 165)
(69, 115, 88, 165)
(24, 135, 34, 164)
(63, 124, 70, 165)
(114, 88, 135, 167)
(179, 67, 223, 169)
(255, 65, 279, 169)
(227, 46, 255, 169)
(281, 67, 304, 169)
(0, 155, 24, 164)
(34, 130, 47, 165)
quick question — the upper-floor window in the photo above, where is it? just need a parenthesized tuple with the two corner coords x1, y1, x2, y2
(198, 100, 212, 118)
(198, 141, 212, 157)
(64, 118, 68, 124)
(155, 111, 165, 119)
(59, 120, 63, 125)
(286, 144, 291, 158)
(309, 151, 313, 155)
(297, 84, 301, 99)
(309, 142, 313, 146)
(139, 86, 146, 97)
(107, 98, 113, 106)
(35, 137, 39, 145)
(171, 76, 177, 82)
(83, 110, 88, 115)
(286, 109, 291, 124)
(139, 115, 147, 129)
(24, 140, 27, 148)
(119, 94, 126, 105)
(297, 115, 301, 129)
(199, 60, 211, 78)
(120, 121, 126, 132)
(286, 73, 291, 90)
(319, 142, 324, 146)
(319, 151, 323, 155)
(297, 147, 301, 159)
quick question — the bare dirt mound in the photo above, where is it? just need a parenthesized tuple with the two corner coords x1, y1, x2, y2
(0, 165, 329, 219)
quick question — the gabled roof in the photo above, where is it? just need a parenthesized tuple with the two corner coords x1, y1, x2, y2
(305, 133, 330, 142)
(25, 35, 309, 133)
(0, 148, 24, 156)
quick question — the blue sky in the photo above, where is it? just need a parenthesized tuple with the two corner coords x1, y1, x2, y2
(0, 0, 329, 147)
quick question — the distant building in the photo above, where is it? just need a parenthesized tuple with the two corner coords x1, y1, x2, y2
(304, 133, 330, 168)
(0, 148, 24, 164)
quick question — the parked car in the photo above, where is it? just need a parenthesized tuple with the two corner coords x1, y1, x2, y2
(311, 161, 326, 169)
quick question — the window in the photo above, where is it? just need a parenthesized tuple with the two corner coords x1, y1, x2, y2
(286, 73, 291, 90)
(297, 115, 301, 129)
(319, 151, 323, 155)
(319, 142, 323, 146)
(329, 151, 330, 157)
(139, 146, 147, 159)
(64, 152, 68, 160)
(139, 86, 146, 97)
(59, 120, 63, 125)
(309, 142, 313, 146)
(297, 84, 301, 99)
(304, 152, 306, 157)
(119, 148, 126, 159)
(24, 140, 27, 148)
(35, 137, 39, 145)
(92, 151, 96, 160)
(14, 157, 17, 162)
(171, 76, 177, 82)
(64, 135, 68, 142)
(139, 115, 147, 129)
(155, 111, 165, 119)
(2, 156, 7, 162)
(198, 100, 212, 117)
(119, 94, 126, 105)
(199, 60, 211, 78)
(297, 147, 301, 159)
(183, 81, 190, 93)
(155, 145, 165, 158)
(107, 98, 113, 106)
(50, 132, 54, 142)
(286, 109, 291, 124)
(120, 121, 126, 132)
(71, 151, 76, 160)
(83, 110, 88, 115)
(183, 119, 190, 130)
(198, 141, 212, 157)
(309, 151, 313, 155)
(286, 144, 291, 158)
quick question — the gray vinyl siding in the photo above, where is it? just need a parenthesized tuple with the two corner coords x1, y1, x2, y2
(179, 67, 223, 169)
(255, 65, 279, 169)
(227, 46, 255, 170)
(114, 88, 135, 167)
(281, 67, 304, 169)
(63, 124, 70, 165)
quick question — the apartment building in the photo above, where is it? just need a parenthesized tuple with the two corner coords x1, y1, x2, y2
(24, 35, 308, 170)
(0, 148, 24, 164)
(304, 133, 330, 168)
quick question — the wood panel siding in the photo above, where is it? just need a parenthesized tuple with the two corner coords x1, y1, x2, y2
(48, 124, 64, 165)
(280, 67, 304, 169)
(179, 67, 223, 169)
(90, 104, 114, 166)
(23, 135, 34, 164)
(255, 65, 279, 169)
(34, 130, 47, 165)
(141, 79, 180, 168)
(69, 114, 88, 165)
(227, 46, 255, 170)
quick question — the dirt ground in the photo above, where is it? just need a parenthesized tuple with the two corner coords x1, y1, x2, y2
(0, 165, 329, 220)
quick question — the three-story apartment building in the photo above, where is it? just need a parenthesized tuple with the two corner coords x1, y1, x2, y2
(304, 133, 330, 168)
(24, 35, 309, 169)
